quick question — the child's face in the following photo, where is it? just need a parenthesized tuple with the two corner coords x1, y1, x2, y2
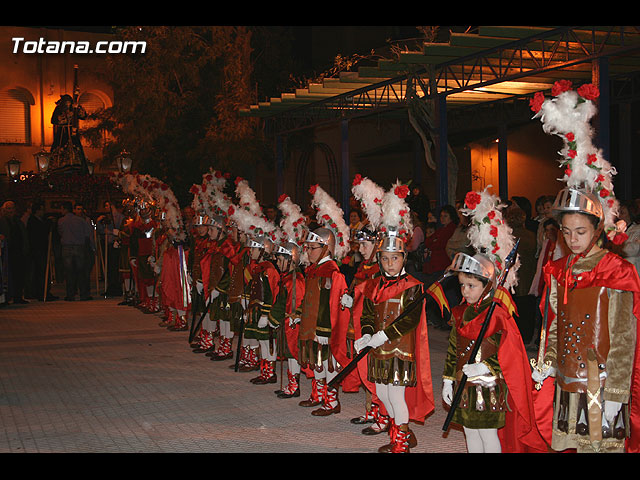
(458, 272, 485, 305)
(379, 251, 404, 276)
(425, 227, 435, 237)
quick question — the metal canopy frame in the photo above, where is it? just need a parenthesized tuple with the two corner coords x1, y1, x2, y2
(247, 26, 640, 209)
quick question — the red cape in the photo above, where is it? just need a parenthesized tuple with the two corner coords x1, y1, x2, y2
(304, 259, 350, 370)
(352, 274, 435, 423)
(342, 261, 380, 393)
(160, 245, 188, 310)
(280, 270, 306, 361)
(539, 250, 640, 453)
(247, 259, 280, 303)
(200, 237, 237, 294)
(454, 298, 548, 453)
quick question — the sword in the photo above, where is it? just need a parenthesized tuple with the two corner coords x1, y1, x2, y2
(586, 348, 603, 449)
(530, 286, 553, 390)
(442, 239, 520, 433)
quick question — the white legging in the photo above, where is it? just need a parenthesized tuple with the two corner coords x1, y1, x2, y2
(375, 383, 409, 425)
(219, 319, 234, 339)
(312, 357, 339, 384)
(258, 339, 277, 361)
(288, 358, 300, 374)
(462, 427, 501, 453)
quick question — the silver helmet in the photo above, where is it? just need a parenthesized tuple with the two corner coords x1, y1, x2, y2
(305, 227, 335, 255)
(447, 252, 496, 286)
(376, 225, 406, 254)
(275, 240, 301, 265)
(247, 233, 274, 254)
(193, 213, 213, 226)
(552, 187, 604, 223)
(354, 226, 377, 243)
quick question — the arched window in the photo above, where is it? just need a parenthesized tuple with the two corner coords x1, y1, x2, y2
(78, 91, 110, 147)
(0, 87, 32, 144)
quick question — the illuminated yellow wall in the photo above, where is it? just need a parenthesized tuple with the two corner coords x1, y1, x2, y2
(470, 122, 565, 208)
(0, 26, 114, 174)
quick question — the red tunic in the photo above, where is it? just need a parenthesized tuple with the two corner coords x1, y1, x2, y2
(353, 274, 435, 423)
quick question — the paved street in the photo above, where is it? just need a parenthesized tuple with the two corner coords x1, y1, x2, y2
(0, 286, 467, 454)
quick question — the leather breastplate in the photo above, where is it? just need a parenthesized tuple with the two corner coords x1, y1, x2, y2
(227, 261, 246, 303)
(300, 276, 322, 341)
(208, 253, 226, 291)
(371, 292, 415, 362)
(556, 285, 610, 393)
(248, 273, 264, 310)
(455, 334, 499, 384)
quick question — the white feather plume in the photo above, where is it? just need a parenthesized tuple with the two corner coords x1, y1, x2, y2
(351, 174, 385, 230)
(309, 184, 350, 260)
(532, 82, 619, 232)
(461, 187, 520, 292)
(379, 180, 413, 239)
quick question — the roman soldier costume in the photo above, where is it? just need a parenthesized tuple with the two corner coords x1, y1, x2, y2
(268, 195, 308, 398)
(442, 188, 547, 453)
(353, 180, 434, 453)
(530, 81, 640, 453)
(298, 184, 350, 417)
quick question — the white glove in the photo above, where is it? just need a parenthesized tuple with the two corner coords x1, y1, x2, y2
(462, 362, 496, 387)
(196, 280, 203, 294)
(241, 297, 249, 309)
(258, 316, 268, 328)
(340, 293, 353, 308)
(604, 400, 623, 425)
(210, 289, 220, 300)
(531, 365, 556, 384)
(354, 334, 371, 353)
(462, 362, 491, 378)
(289, 317, 301, 327)
(314, 334, 329, 345)
(368, 330, 388, 349)
(442, 379, 453, 406)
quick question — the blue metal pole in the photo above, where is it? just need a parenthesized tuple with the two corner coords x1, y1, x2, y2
(341, 119, 350, 221)
(436, 94, 448, 207)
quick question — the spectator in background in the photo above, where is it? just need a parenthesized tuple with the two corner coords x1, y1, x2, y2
(615, 201, 640, 276)
(97, 202, 125, 297)
(533, 195, 555, 257)
(445, 204, 473, 261)
(503, 203, 537, 343)
(511, 195, 539, 234)
(74, 202, 96, 298)
(423, 204, 458, 329)
(408, 183, 430, 223)
(0, 201, 29, 304)
(406, 210, 426, 281)
(527, 217, 568, 350)
(58, 201, 92, 301)
(27, 201, 58, 302)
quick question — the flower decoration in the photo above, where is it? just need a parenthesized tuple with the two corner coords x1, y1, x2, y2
(532, 79, 619, 235)
(461, 186, 520, 292)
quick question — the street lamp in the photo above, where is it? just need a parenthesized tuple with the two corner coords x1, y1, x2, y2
(116, 150, 133, 173)
(34, 150, 51, 174)
(6, 157, 21, 181)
